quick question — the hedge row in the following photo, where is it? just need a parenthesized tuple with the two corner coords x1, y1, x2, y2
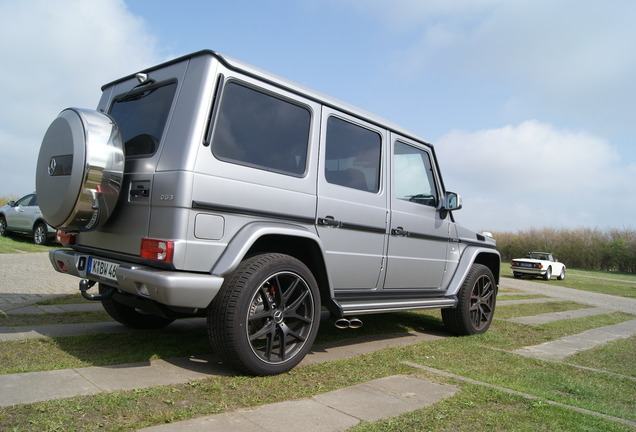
(493, 227, 636, 273)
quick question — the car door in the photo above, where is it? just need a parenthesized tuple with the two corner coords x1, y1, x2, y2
(384, 136, 450, 290)
(9, 194, 36, 230)
(316, 111, 388, 290)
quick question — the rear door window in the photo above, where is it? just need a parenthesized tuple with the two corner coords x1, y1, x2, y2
(324, 116, 382, 193)
(211, 81, 311, 176)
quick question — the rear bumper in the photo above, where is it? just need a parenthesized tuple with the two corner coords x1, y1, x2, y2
(49, 249, 223, 309)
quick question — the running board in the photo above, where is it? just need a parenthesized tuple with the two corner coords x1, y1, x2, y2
(332, 296, 457, 316)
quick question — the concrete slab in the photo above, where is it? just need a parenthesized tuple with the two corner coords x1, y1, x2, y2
(241, 398, 360, 432)
(156, 355, 232, 381)
(507, 307, 613, 325)
(0, 318, 207, 342)
(301, 331, 444, 366)
(138, 375, 457, 432)
(0, 369, 101, 406)
(313, 375, 457, 422)
(77, 361, 194, 392)
(514, 319, 636, 360)
(497, 298, 562, 306)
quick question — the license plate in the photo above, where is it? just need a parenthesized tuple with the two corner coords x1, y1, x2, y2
(87, 257, 119, 281)
(519, 263, 533, 268)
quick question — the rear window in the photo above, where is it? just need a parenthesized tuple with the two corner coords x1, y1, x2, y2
(109, 82, 177, 158)
(211, 81, 311, 176)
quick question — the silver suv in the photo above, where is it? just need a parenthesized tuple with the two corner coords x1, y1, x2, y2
(0, 193, 55, 245)
(36, 50, 500, 375)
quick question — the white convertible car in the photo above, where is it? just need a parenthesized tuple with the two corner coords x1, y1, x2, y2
(510, 252, 566, 280)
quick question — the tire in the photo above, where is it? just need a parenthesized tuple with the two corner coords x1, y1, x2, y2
(33, 222, 48, 245)
(543, 266, 552, 281)
(557, 268, 565, 280)
(208, 253, 321, 376)
(0, 216, 7, 237)
(442, 264, 497, 336)
(99, 284, 174, 329)
(513, 272, 521, 279)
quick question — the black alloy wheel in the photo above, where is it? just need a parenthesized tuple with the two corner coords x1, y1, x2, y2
(442, 264, 497, 335)
(208, 253, 320, 376)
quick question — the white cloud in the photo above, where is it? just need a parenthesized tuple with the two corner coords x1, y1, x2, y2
(436, 121, 634, 231)
(0, 0, 162, 196)
(358, 0, 636, 135)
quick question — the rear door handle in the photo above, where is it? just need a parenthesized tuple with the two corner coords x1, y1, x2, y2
(318, 216, 342, 228)
(391, 227, 410, 237)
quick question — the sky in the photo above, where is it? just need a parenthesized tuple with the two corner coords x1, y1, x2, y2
(1, 0, 634, 232)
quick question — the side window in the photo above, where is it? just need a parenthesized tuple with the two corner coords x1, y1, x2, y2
(211, 81, 311, 176)
(325, 116, 381, 192)
(393, 141, 438, 207)
(17, 195, 35, 206)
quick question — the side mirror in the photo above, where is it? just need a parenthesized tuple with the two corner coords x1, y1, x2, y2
(7, 200, 16, 207)
(445, 192, 462, 211)
(440, 191, 462, 219)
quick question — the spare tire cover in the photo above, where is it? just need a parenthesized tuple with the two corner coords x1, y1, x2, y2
(36, 108, 124, 231)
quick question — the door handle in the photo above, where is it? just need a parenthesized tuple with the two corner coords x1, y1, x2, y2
(391, 227, 409, 237)
(318, 216, 342, 228)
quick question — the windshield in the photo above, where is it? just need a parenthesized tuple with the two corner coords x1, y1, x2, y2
(109, 82, 177, 158)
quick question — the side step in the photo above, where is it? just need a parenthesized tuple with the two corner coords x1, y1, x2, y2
(331, 296, 457, 316)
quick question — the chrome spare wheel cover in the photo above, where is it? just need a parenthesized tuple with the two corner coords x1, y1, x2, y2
(36, 108, 124, 231)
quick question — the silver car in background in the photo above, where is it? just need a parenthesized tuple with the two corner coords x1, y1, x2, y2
(0, 193, 56, 245)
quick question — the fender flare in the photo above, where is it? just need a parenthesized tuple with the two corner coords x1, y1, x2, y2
(445, 246, 500, 297)
(210, 221, 328, 279)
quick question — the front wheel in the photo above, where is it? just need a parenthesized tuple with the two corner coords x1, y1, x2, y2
(442, 264, 497, 335)
(543, 266, 552, 281)
(208, 253, 321, 376)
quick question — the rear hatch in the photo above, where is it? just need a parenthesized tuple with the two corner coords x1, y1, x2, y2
(75, 60, 191, 257)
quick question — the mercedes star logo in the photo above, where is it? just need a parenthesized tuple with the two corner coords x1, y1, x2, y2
(48, 157, 57, 176)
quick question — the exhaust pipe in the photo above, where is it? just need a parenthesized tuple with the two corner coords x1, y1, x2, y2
(332, 317, 363, 329)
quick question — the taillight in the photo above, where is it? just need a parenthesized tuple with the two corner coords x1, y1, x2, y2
(56, 230, 76, 246)
(140, 238, 174, 262)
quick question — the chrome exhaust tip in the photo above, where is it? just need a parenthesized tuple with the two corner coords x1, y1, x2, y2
(331, 317, 363, 329)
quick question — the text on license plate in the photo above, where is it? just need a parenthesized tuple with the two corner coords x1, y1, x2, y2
(87, 257, 119, 281)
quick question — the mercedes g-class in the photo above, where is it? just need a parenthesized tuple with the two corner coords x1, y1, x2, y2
(36, 50, 500, 375)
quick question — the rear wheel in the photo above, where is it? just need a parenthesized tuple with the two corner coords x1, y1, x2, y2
(557, 268, 565, 280)
(208, 253, 320, 376)
(442, 264, 497, 335)
(33, 222, 48, 245)
(99, 284, 174, 329)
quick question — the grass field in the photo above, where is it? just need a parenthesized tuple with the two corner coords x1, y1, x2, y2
(0, 241, 635, 430)
(0, 295, 634, 430)
(0, 232, 57, 253)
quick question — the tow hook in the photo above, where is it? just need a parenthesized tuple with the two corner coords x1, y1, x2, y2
(79, 279, 115, 301)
